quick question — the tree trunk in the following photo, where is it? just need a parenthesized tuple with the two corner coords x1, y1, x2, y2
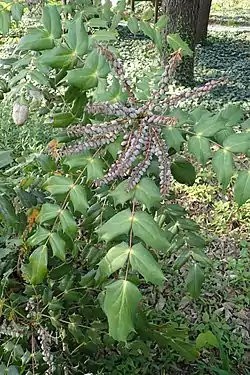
(196, 0, 212, 44)
(162, 0, 200, 85)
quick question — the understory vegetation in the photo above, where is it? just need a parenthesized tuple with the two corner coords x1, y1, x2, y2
(0, 1, 249, 374)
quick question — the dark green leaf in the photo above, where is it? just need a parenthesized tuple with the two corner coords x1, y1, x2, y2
(221, 103, 243, 126)
(168, 339, 198, 361)
(39, 46, 74, 69)
(171, 158, 196, 185)
(51, 112, 75, 128)
(109, 181, 134, 206)
(191, 248, 212, 266)
(134, 177, 161, 210)
(67, 16, 89, 56)
(194, 113, 225, 137)
(37, 154, 56, 172)
(196, 331, 219, 350)
(87, 157, 104, 181)
(174, 249, 190, 270)
(42, 5, 61, 39)
(104, 280, 142, 341)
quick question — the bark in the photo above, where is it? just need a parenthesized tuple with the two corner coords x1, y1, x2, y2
(196, 0, 212, 44)
(162, 0, 200, 85)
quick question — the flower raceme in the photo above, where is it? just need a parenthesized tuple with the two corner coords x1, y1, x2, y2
(61, 46, 226, 196)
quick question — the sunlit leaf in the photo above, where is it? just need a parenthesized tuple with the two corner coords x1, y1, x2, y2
(67, 16, 89, 56)
(29, 245, 48, 284)
(196, 331, 219, 350)
(167, 33, 193, 57)
(97, 242, 129, 280)
(42, 5, 61, 39)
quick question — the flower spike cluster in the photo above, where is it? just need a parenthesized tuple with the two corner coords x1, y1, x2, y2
(61, 45, 226, 196)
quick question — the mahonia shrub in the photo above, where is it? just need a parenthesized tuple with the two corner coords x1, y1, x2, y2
(0, 2, 250, 374)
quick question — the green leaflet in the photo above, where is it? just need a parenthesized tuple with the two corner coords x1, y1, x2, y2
(130, 243, 165, 285)
(44, 176, 74, 195)
(97, 208, 131, 242)
(49, 232, 66, 262)
(70, 185, 89, 215)
(96, 242, 130, 280)
(194, 113, 225, 137)
(42, 5, 61, 39)
(18, 28, 55, 51)
(188, 136, 212, 166)
(212, 149, 234, 190)
(162, 127, 184, 152)
(133, 211, 170, 251)
(196, 331, 219, 350)
(29, 245, 48, 284)
(39, 203, 60, 224)
(167, 33, 193, 57)
(66, 16, 89, 56)
(186, 263, 205, 299)
(104, 280, 142, 341)
(223, 133, 250, 153)
(28, 226, 50, 247)
(59, 209, 77, 237)
(127, 16, 139, 35)
(234, 170, 250, 206)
